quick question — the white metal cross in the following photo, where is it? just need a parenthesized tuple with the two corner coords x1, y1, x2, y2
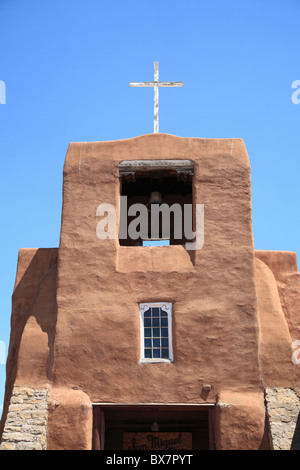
(130, 61, 183, 133)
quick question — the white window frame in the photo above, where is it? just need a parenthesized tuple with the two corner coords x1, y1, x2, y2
(139, 302, 173, 363)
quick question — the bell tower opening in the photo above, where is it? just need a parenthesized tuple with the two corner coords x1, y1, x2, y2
(118, 160, 194, 247)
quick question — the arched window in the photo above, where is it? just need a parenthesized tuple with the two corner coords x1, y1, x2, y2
(139, 302, 173, 363)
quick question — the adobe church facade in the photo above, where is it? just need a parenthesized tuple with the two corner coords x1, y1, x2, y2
(0, 133, 300, 450)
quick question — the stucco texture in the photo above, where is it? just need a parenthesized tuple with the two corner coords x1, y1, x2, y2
(1, 134, 299, 450)
(52, 134, 260, 403)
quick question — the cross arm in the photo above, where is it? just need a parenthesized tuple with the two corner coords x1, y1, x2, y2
(130, 81, 183, 87)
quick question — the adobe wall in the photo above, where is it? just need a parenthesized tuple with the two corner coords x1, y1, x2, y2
(47, 134, 265, 449)
(1, 246, 298, 450)
(0, 248, 57, 449)
(254, 251, 300, 450)
(1, 135, 299, 450)
(50, 135, 259, 396)
(255, 250, 300, 343)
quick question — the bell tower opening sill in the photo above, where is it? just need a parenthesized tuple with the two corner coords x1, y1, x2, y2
(116, 245, 195, 273)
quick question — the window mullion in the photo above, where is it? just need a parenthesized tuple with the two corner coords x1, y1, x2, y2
(139, 302, 172, 363)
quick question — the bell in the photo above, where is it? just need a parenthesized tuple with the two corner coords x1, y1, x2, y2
(151, 421, 160, 432)
(149, 191, 162, 204)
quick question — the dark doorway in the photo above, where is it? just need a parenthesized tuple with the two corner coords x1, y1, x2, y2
(92, 405, 214, 450)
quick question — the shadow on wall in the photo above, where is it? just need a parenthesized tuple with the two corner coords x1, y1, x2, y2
(0, 248, 58, 440)
(291, 412, 300, 450)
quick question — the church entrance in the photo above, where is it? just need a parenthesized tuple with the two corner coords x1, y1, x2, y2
(92, 404, 214, 450)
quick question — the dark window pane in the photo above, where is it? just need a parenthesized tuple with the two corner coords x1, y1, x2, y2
(144, 338, 152, 348)
(161, 348, 169, 359)
(152, 317, 159, 327)
(153, 338, 160, 348)
(145, 349, 152, 358)
(144, 328, 151, 338)
(161, 328, 168, 337)
(161, 338, 168, 348)
(153, 328, 160, 337)
(144, 317, 151, 327)
(160, 309, 168, 317)
(153, 349, 161, 358)
(144, 309, 151, 318)
(152, 307, 160, 317)
(161, 317, 168, 327)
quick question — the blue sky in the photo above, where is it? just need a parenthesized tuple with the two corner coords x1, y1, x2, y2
(0, 0, 299, 413)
